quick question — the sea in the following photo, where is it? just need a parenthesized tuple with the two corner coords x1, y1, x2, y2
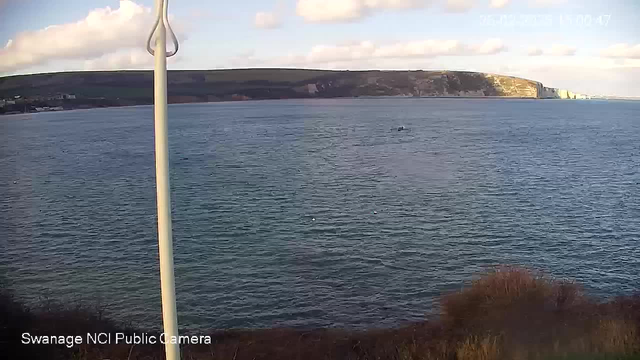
(1, 98, 639, 330)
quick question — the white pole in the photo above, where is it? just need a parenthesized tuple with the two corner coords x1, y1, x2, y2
(148, 0, 180, 359)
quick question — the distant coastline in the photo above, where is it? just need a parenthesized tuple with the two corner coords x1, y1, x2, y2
(0, 68, 613, 115)
(0, 95, 615, 117)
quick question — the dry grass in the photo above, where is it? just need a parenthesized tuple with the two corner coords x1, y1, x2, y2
(455, 335, 501, 360)
(441, 267, 583, 325)
(2, 267, 640, 360)
(593, 319, 640, 354)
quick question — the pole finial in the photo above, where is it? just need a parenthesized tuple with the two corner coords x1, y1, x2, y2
(146, 0, 179, 57)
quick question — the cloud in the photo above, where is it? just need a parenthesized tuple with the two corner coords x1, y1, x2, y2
(474, 38, 506, 54)
(254, 11, 282, 29)
(548, 44, 576, 56)
(84, 49, 152, 70)
(445, 0, 475, 13)
(600, 44, 640, 59)
(295, 0, 565, 21)
(296, 0, 429, 22)
(0, 0, 185, 74)
(530, 0, 567, 7)
(527, 47, 543, 56)
(270, 38, 506, 66)
(84, 48, 182, 71)
(523, 45, 576, 56)
(490, 0, 510, 8)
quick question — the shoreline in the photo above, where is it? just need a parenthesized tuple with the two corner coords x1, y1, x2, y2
(2, 69, 621, 116)
(0, 95, 612, 117)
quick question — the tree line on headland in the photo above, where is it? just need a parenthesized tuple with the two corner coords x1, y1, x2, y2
(0, 69, 591, 114)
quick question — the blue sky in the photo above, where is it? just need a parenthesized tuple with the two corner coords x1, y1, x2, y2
(1, 0, 639, 96)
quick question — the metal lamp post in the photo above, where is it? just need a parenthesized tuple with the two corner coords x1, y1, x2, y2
(146, 0, 180, 359)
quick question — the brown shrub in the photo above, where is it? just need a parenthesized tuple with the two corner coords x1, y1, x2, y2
(455, 335, 501, 360)
(610, 295, 640, 329)
(440, 266, 587, 338)
(442, 267, 578, 322)
(3, 267, 640, 360)
(592, 318, 640, 354)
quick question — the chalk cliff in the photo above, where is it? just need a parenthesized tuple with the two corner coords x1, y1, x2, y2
(537, 85, 591, 99)
(0, 69, 587, 108)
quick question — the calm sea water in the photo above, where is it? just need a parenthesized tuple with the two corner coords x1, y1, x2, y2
(1, 98, 639, 330)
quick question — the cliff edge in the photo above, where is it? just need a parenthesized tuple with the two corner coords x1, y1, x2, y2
(0, 69, 582, 110)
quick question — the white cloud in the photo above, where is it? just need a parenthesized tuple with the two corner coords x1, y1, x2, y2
(601, 44, 640, 59)
(295, 0, 565, 21)
(84, 49, 151, 70)
(445, 0, 475, 13)
(490, 0, 510, 8)
(548, 44, 576, 56)
(296, 0, 429, 22)
(271, 38, 506, 66)
(474, 38, 506, 54)
(527, 47, 543, 56)
(294, 0, 569, 21)
(254, 11, 282, 29)
(0, 0, 185, 74)
(523, 45, 575, 56)
(83, 48, 182, 71)
(530, 0, 567, 7)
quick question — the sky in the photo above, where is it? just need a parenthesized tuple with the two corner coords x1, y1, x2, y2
(0, 0, 639, 96)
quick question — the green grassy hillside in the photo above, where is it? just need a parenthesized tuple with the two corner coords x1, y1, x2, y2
(0, 69, 543, 107)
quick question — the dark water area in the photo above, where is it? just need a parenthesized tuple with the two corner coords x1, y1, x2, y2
(1, 98, 639, 330)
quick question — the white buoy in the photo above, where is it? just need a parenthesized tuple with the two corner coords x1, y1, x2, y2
(312, 218, 316, 221)
(146, 1, 180, 360)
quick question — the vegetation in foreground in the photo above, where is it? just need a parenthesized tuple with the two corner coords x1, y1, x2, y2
(2, 267, 639, 360)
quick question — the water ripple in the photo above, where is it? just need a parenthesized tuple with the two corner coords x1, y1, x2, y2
(1, 99, 639, 330)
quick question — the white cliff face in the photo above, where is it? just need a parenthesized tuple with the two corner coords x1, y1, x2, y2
(560, 89, 574, 99)
(538, 86, 591, 100)
(540, 87, 559, 99)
